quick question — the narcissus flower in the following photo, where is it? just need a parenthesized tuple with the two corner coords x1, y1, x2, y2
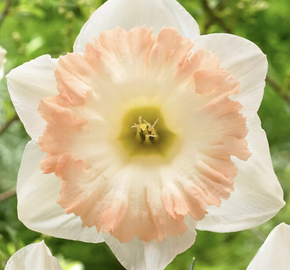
(5, 241, 62, 270)
(7, 0, 285, 269)
(0, 46, 6, 80)
(247, 223, 290, 270)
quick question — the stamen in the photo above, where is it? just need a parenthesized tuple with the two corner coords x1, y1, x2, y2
(131, 116, 159, 142)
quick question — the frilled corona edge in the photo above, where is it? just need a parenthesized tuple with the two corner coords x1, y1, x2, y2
(38, 27, 250, 243)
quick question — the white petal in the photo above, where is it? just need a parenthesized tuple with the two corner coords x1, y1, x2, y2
(73, 0, 200, 53)
(247, 223, 290, 270)
(192, 33, 268, 120)
(0, 46, 7, 80)
(6, 55, 58, 140)
(17, 140, 104, 243)
(103, 216, 197, 270)
(196, 116, 285, 232)
(4, 241, 62, 270)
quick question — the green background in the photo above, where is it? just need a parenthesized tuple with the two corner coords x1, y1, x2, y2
(0, 0, 290, 269)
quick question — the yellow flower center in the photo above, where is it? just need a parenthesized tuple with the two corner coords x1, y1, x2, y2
(119, 106, 176, 156)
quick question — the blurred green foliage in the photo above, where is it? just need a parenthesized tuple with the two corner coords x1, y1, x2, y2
(0, 0, 290, 269)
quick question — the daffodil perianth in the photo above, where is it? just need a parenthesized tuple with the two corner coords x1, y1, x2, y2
(4, 241, 62, 270)
(247, 223, 290, 270)
(0, 46, 6, 80)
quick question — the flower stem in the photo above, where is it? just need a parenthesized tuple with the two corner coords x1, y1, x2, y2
(188, 257, 196, 270)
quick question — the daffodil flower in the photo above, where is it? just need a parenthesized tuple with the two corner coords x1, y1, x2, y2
(6, 0, 285, 269)
(247, 223, 290, 270)
(0, 46, 6, 80)
(4, 241, 62, 270)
